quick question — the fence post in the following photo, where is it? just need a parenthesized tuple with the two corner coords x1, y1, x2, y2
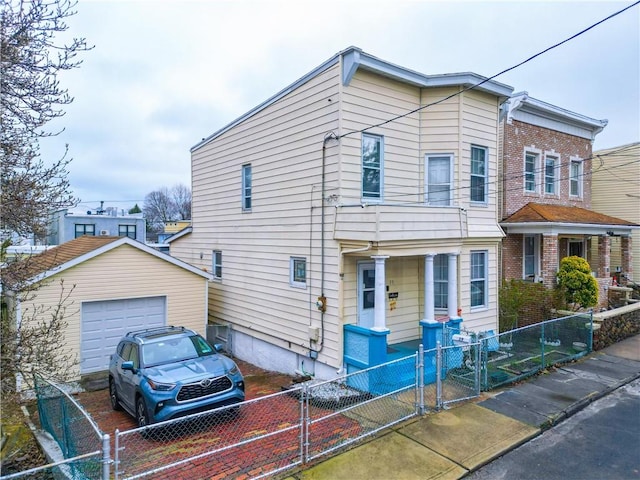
(540, 320, 545, 368)
(102, 434, 110, 480)
(114, 429, 119, 480)
(436, 341, 442, 410)
(588, 309, 594, 351)
(301, 383, 309, 464)
(418, 344, 425, 415)
(475, 341, 481, 395)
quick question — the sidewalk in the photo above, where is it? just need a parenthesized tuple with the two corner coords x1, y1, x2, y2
(290, 334, 640, 480)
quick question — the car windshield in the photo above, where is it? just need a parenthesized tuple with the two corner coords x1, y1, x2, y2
(142, 335, 215, 366)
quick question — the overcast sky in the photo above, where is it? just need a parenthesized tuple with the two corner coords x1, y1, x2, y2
(39, 0, 640, 213)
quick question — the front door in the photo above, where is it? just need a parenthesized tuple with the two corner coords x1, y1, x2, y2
(358, 262, 375, 328)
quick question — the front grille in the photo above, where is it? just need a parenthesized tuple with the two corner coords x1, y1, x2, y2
(177, 376, 233, 402)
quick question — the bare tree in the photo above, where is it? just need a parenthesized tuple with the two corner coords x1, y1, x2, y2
(143, 184, 191, 235)
(143, 187, 178, 233)
(171, 183, 192, 220)
(1, 0, 89, 402)
(1, 0, 91, 238)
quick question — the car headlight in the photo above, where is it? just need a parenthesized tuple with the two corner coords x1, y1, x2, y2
(146, 378, 176, 391)
(228, 365, 239, 376)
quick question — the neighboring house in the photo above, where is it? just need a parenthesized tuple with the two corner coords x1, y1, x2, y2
(3, 236, 212, 382)
(157, 220, 192, 243)
(170, 46, 514, 379)
(590, 142, 640, 284)
(46, 206, 146, 245)
(499, 92, 637, 309)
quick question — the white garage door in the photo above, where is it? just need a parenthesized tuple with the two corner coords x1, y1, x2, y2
(81, 296, 166, 373)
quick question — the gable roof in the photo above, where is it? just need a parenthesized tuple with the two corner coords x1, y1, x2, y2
(501, 203, 638, 235)
(4, 236, 212, 288)
(192, 46, 513, 152)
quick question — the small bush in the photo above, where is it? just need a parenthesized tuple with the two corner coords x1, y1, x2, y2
(499, 279, 557, 331)
(556, 256, 598, 310)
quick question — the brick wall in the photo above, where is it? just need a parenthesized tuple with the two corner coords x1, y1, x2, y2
(502, 233, 523, 281)
(501, 119, 593, 219)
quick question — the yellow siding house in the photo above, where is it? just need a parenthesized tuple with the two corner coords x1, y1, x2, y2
(171, 46, 514, 379)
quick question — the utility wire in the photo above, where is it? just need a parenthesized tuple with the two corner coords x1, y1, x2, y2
(338, 1, 640, 140)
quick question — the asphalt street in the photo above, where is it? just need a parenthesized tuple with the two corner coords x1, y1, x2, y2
(465, 377, 640, 480)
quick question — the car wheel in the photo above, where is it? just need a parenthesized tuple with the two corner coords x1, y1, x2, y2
(109, 378, 122, 411)
(136, 396, 149, 428)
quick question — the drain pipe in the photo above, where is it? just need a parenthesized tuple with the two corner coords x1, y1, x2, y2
(315, 132, 338, 354)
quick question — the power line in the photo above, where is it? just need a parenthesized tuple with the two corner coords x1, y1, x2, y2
(338, 1, 640, 140)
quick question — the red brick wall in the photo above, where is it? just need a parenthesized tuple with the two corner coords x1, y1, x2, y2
(502, 233, 523, 281)
(501, 119, 593, 218)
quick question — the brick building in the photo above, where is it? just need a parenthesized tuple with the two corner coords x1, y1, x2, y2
(498, 92, 637, 309)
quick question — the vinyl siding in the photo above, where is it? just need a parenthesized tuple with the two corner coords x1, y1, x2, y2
(591, 143, 640, 279)
(18, 244, 208, 379)
(173, 63, 343, 367)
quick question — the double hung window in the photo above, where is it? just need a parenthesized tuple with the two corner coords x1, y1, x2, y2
(362, 134, 383, 200)
(212, 250, 222, 279)
(426, 155, 452, 206)
(570, 159, 583, 197)
(470, 251, 487, 308)
(119, 225, 136, 239)
(75, 224, 95, 238)
(470, 146, 487, 203)
(524, 152, 538, 192)
(544, 155, 557, 194)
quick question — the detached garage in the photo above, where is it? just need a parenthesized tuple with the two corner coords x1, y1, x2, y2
(7, 236, 212, 380)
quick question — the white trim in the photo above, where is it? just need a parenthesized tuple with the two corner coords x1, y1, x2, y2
(27, 237, 212, 286)
(523, 234, 540, 280)
(500, 222, 638, 236)
(425, 153, 454, 206)
(362, 133, 384, 202)
(212, 250, 222, 280)
(470, 145, 489, 204)
(569, 156, 583, 198)
(289, 256, 307, 289)
(523, 146, 542, 194)
(470, 250, 488, 310)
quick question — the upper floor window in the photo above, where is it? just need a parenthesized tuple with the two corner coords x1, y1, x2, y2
(290, 257, 307, 289)
(242, 164, 252, 211)
(119, 224, 136, 239)
(362, 133, 383, 200)
(425, 154, 452, 206)
(544, 155, 558, 194)
(470, 146, 487, 203)
(470, 250, 487, 308)
(212, 250, 222, 279)
(524, 152, 539, 193)
(570, 159, 583, 197)
(75, 224, 95, 238)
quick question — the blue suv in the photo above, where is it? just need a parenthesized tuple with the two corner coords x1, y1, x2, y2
(109, 326, 245, 427)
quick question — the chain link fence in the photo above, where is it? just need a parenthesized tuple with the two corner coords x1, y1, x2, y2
(9, 312, 592, 480)
(30, 375, 110, 480)
(480, 312, 593, 390)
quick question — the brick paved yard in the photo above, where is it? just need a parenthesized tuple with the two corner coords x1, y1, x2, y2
(74, 360, 365, 479)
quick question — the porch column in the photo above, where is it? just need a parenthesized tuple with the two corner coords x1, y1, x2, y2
(541, 234, 558, 288)
(423, 253, 436, 323)
(447, 253, 460, 319)
(372, 255, 389, 332)
(621, 235, 632, 285)
(597, 235, 611, 278)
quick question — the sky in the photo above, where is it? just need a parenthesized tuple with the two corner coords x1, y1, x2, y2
(39, 0, 640, 213)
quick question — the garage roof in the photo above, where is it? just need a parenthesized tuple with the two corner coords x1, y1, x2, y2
(4, 236, 213, 287)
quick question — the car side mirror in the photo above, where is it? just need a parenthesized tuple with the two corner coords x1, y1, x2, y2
(122, 360, 136, 372)
(213, 344, 224, 353)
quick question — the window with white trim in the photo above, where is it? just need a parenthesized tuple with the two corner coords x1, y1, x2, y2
(470, 146, 488, 203)
(212, 250, 222, 279)
(434, 254, 449, 309)
(470, 251, 487, 308)
(523, 235, 539, 280)
(524, 152, 539, 193)
(425, 154, 452, 206)
(290, 257, 307, 288)
(570, 159, 583, 197)
(242, 164, 252, 211)
(362, 133, 383, 200)
(544, 155, 558, 194)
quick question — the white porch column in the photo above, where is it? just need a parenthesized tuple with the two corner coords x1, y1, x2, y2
(448, 253, 460, 319)
(372, 255, 389, 332)
(423, 253, 436, 323)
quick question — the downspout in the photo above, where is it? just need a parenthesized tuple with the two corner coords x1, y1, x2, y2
(315, 132, 338, 354)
